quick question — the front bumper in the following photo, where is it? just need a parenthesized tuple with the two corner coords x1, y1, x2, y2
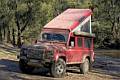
(19, 56, 53, 67)
(19, 47, 54, 67)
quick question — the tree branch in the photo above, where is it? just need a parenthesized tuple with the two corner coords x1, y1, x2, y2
(20, 19, 29, 33)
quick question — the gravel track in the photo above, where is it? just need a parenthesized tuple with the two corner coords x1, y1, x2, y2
(0, 53, 119, 80)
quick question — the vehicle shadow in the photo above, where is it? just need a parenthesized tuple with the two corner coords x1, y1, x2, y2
(0, 59, 58, 80)
(0, 59, 20, 73)
(0, 56, 119, 80)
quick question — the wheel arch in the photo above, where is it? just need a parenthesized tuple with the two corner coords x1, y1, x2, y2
(82, 55, 91, 63)
(86, 56, 90, 62)
(59, 56, 66, 62)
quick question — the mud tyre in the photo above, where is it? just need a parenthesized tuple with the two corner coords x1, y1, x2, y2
(80, 58, 90, 74)
(50, 59, 66, 78)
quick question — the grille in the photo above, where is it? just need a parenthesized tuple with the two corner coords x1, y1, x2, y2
(27, 48, 44, 59)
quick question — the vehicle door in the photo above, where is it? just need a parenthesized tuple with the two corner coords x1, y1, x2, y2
(75, 37, 83, 62)
(66, 36, 78, 63)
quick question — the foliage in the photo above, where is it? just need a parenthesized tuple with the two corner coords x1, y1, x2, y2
(92, 0, 120, 49)
(0, 0, 120, 49)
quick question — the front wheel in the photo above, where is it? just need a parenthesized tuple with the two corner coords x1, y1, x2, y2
(50, 59, 66, 78)
(80, 58, 90, 74)
(19, 59, 35, 74)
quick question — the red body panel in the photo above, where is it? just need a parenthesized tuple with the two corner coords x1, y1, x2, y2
(65, 35, 94, 64)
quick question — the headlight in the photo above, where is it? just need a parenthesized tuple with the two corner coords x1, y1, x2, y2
(46, 50, 54, 58)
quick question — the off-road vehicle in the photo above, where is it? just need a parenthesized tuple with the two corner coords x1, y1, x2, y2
(18, 9, 95, 78)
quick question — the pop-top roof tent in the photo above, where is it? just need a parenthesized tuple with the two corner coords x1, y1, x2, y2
(44, 9, 94, 37)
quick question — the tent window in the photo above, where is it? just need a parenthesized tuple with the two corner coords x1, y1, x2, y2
(81, 20, 90, 33)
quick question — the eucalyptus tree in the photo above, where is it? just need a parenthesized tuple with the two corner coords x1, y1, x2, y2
(92, 0, 120, 48)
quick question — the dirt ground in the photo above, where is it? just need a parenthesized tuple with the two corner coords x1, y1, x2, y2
(0, 44, 120, 80)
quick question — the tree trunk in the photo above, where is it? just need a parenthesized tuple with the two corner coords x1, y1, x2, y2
(15, 11, 22, 48)
(7, 26, 11, 43)
(17, 22, 21, 48)
(17, 30, 21, 48)
(111, 22, 116, 39)
(3, 26, 6, 41)
(12, 28, 16, 46)
(115, 39, 120, 49)
(0, 27, 2, 42)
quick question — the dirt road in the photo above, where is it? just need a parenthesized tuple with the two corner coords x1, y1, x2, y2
(0, 45, 119, 80)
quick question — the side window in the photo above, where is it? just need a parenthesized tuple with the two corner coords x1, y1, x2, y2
(84, 38, 92, 48)
(69, 37, 75, 47)
(81, 20, 90, 33)
(77, 38, 82, 47)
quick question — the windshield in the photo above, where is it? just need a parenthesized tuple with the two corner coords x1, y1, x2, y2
(41, 33, 68, 42)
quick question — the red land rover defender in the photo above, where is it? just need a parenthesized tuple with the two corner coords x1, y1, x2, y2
(19, 9, 95, 78)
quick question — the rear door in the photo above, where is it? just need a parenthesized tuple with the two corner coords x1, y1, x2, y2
(83, 37, 93, 58)
(75, 37, 83, 62)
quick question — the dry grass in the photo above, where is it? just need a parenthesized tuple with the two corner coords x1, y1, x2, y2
(95, 50, 120, 58)
(0, 49, 17, 60)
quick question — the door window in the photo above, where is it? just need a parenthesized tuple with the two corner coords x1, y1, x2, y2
(84, 38, 92, 48)
(77, 38, 82, 47)
(69, 37, 75, 47)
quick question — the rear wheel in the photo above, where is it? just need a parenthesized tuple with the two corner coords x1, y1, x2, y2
(80, 58, 89, 74)
(19, 59, 35, 74)
(50, 59, 66, 78)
